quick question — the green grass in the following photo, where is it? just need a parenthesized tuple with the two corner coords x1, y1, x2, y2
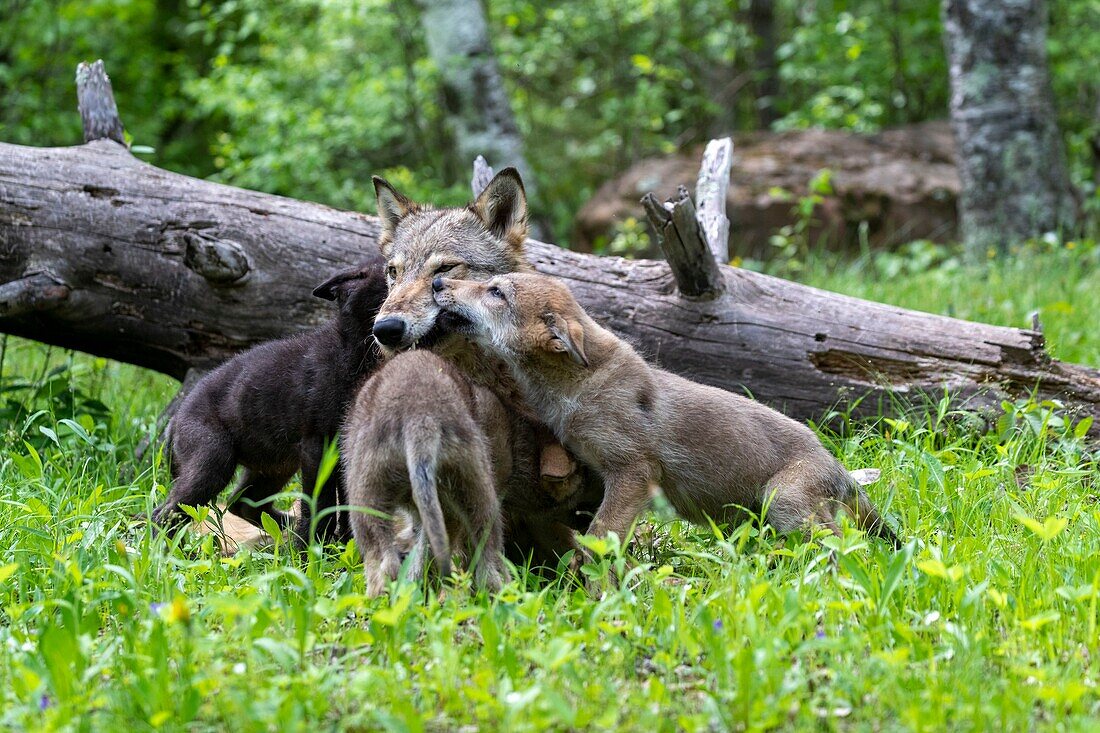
(1, 247, 1099, 731)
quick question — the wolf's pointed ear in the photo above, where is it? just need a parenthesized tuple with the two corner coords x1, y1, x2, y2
(373, 176, 416, 238)
(473, 167, 528, 248)
(312, 268, 362, 301)
(545, 313, 588, 367)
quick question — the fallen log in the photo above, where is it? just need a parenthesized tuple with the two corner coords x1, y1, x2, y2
(1, 64, 1098, 435)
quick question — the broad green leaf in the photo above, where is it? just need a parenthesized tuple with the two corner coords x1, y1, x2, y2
(0, 562, 19, 585)
(1014, 515, 1067, 541)
(1020, 611, 1060, 631)
(261, 512, 283, 546)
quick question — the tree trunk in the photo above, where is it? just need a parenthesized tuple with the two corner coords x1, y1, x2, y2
(748, 0, 781, 128)
(942, 0, 1078, 256)
(3, 138, 1098, 434)
(414, 0, 545, 234)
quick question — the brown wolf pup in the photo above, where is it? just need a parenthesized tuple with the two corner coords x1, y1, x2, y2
(432, 272, 898, 546)
(342, 350, 511, 596)
(368, 169, 600, 563)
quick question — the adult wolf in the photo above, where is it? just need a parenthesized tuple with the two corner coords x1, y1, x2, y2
(368, 169, 600, 563)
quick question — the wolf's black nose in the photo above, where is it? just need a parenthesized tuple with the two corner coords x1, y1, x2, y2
(431, 276, 445, 293)
(372, 317, 407, 347)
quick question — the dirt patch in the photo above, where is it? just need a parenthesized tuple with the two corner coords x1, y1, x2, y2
(574, 121, 959, 259)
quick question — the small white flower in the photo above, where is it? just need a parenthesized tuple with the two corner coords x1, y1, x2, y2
(233, 663, 246, 675)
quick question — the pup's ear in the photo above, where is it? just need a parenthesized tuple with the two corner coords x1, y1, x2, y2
(313, 267, 363, 301)
(545, 313, 588, 367)
(472, 168, 528, 248)
(372, 176, 416, 239)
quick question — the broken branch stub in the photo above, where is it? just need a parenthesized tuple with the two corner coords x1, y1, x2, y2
(642, 186, 725, 300)
(0, 273, 71, 318)
(471, 155, 495, 198)
(76, 60, 126, 146)
(694, 137, 733, 264)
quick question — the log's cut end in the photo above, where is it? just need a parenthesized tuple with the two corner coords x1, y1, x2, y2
(76, 60, 126, 146)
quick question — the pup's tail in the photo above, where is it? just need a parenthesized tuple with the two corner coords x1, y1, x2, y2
(838, 468, 899, 547)
(405, 424, 452, 578)
(850, 488, 900, 548)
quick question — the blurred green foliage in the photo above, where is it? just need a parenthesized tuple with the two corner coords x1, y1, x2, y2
(2, 0, 1096, 243)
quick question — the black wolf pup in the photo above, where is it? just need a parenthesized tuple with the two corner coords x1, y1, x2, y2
(152, 261, 387, 544)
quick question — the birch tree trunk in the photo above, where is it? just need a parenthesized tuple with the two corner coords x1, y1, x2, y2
(941, 0, 1078, 256)
(415, 0, 542, 232)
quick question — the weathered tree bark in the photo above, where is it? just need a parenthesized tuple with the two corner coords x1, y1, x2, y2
(76, 61, 126, 146)
(942, 0, 1078, 256)
(471, 154, 495, 198)
(693, 137, 733, 264)
(642, 189, 724, 300)
(3, 138, 1099, 434)
(640, 138, 731, 300)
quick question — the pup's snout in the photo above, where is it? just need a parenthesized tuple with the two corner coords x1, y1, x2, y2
(431, 276, 445, 293)
(372, 316, 407, 347)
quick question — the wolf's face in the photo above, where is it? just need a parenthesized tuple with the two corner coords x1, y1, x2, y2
(370, 169, 532, 354)
(432, 273, 589, 370)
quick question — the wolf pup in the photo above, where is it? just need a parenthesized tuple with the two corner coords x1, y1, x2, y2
(433, 272, 897, 545)
(342, 350, 511, 596)
(153, 261, 387, 544)
(368, 169, 601, 560)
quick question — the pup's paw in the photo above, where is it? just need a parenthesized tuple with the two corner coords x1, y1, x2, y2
(150, 503, 189, 534)
(365, 554, 402, 598)
(365, 570, 389, 598)
(540, 443, 576, 481)
(475, 561, 510, 594)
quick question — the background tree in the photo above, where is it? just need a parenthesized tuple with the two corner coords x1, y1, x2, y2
(942, 0, 1079, 256)
(2, 0, 1096, 246)
(415, 0, 539, 206)
(748, 0, 781, 127)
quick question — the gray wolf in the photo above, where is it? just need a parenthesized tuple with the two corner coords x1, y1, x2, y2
(367, 170, 601, 564)
(152, 261, 387, 545)
(432, 272, 898, 545)
(341, 350, 510, 596)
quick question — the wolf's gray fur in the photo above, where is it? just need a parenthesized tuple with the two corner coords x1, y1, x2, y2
(366, 171, 601, 565)
(342, 350, 514, 596)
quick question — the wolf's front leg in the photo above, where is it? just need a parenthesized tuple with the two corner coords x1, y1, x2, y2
(585, 464, 656, 541)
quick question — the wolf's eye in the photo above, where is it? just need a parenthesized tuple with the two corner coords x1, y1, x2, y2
(488, 286, 505, 300)
(433, 262, 459, 276)
(386, 265, 397, 279)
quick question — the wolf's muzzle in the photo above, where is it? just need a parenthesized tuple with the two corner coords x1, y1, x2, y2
(372, 317, 407, 348)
